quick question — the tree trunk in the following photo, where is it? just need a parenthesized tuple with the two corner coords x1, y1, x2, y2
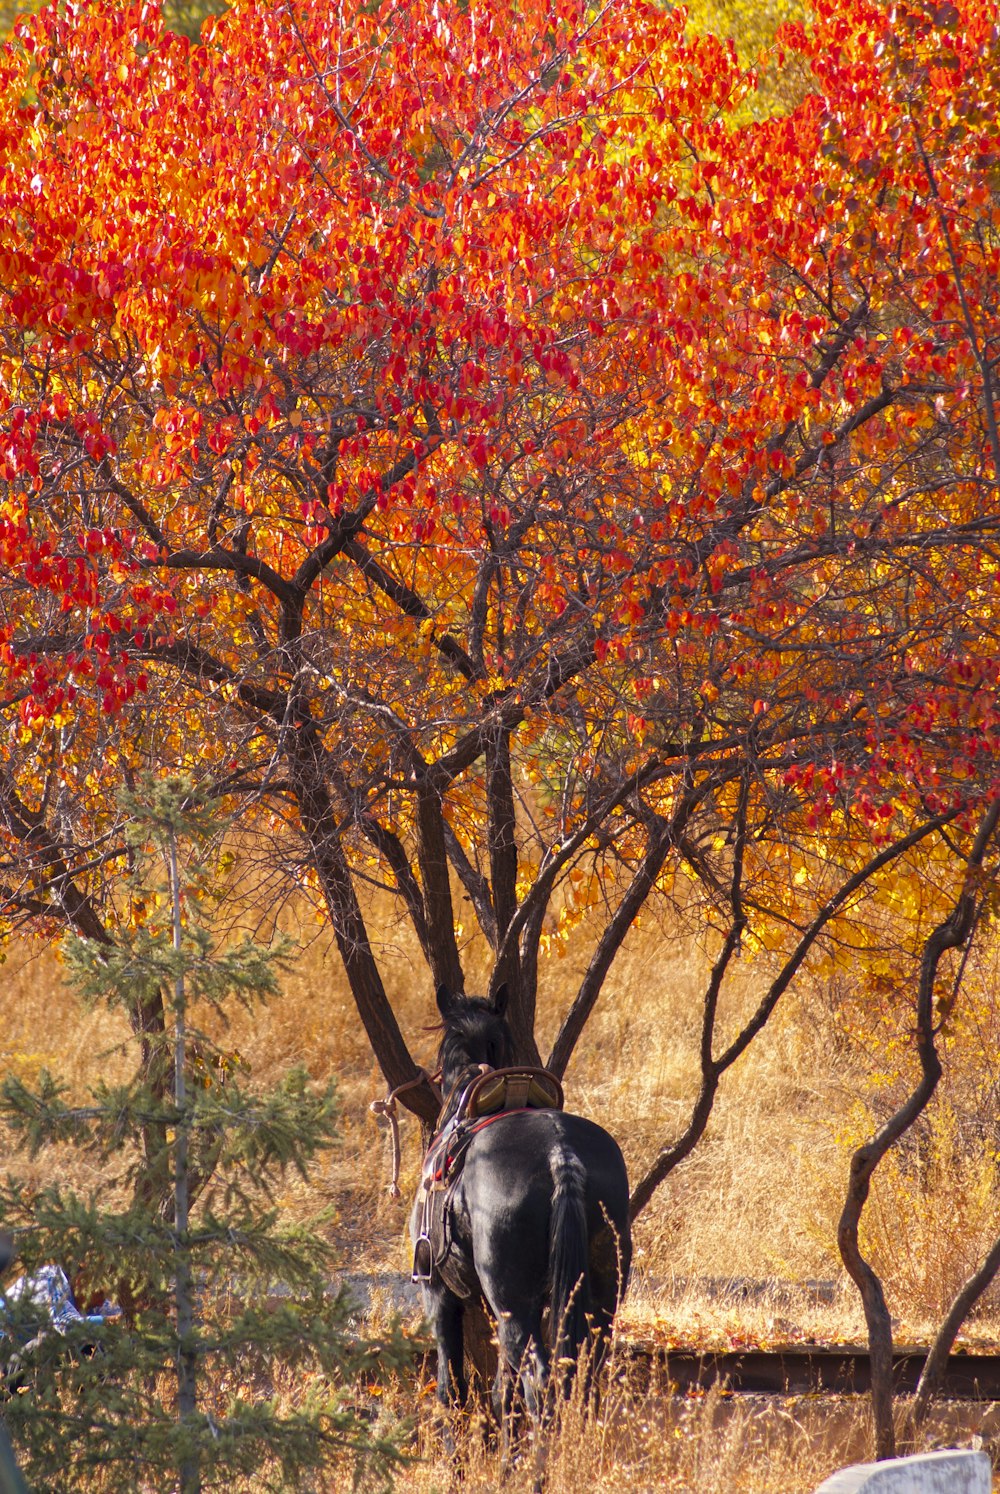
(416, 777, 465, 997)
(168, 830, 200, 1494)
(838, 1146, 899, 1460)
(548, 815, 673, 1078)
(464, 1298, 499, 1405)
(908, 1230, 1000, 1435)
(486, 727, 537, 1058)
(288, 734, 439, 1123)
(836, 799, 1000, 1460)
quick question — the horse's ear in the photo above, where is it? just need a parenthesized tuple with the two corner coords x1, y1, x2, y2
(436, 983, 460, 1020)
(489, 982, 510, 1018)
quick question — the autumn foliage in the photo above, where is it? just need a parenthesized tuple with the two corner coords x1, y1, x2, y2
(0, 0, 999, 1141)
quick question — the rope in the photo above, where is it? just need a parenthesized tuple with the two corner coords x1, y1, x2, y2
(369, 1069, 441, 1201)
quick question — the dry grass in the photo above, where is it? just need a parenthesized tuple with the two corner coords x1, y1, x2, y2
(363, 1377, 868, 1494)
(305, 1353, 1000, 1494)
(2, 896, 1000, 1488)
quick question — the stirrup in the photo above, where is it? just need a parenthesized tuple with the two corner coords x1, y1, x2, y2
(412, 1234, 433, 1282)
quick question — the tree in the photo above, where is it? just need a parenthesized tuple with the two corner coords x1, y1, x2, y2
(0, 776, 406, 1493)
(0, 0, 998, 1212)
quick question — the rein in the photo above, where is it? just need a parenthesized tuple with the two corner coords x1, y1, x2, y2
(370, 1069, 442, 1200)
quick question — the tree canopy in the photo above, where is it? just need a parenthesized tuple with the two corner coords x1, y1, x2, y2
(0, 0, 998, 1150)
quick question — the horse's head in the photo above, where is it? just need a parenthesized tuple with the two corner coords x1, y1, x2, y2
(435, 983, 514, 1102)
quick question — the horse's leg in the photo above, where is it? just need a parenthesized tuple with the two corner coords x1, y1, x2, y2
(491, 1353, 516, 1478)
(422, 1281, 467, 1457)
(491, 1308, 549, 1479)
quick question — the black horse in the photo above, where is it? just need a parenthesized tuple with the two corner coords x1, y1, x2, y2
(411, 984, 631, 1453)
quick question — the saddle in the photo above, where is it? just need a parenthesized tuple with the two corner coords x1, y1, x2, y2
(411, 1067, 563, 1294)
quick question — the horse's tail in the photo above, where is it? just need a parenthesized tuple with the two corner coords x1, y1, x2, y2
(548, 1145, 590, 1393)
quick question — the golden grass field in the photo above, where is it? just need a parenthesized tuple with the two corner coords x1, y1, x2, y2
(1, 895, 999, 1491)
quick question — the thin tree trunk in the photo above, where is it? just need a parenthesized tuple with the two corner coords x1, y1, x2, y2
(511, 896, 545, 1066)
(837, 799, 1000, 1460)
(287, 735, 439, 1123)
(628, 813, 958, 1220)
(909, 1231, 1000, 1432)
(837, 1148, 899, 1460)
(548, 815, 674, 1078)
(415, 776, 465, 997)
(484, 723, 538, 1063)
(487, 727, 538, 1057)
(168, 830, 200, 1494)
(630, 776, 749, 1220)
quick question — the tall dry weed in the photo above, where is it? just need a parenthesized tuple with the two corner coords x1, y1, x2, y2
(312, 1367, 875, 1494)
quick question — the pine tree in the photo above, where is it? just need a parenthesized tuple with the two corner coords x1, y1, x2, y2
(0, 776, 407, 1493)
